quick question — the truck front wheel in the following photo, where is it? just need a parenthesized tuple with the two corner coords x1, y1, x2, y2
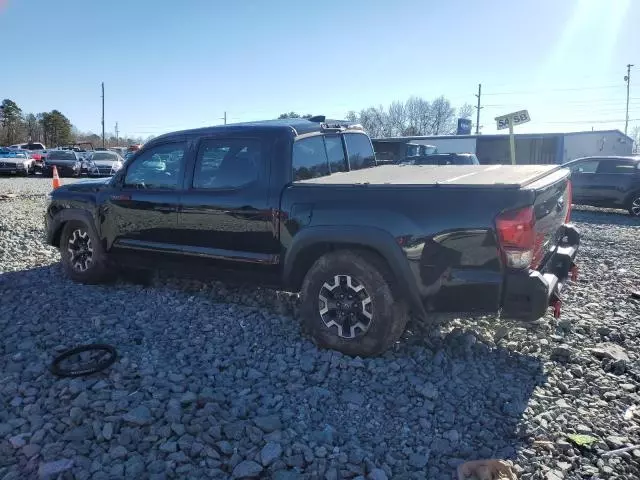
(59, 221, 113, 284)
(300, 250, 409, 357)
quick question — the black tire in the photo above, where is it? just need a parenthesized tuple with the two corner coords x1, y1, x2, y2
(59, 221, 113, 284)
(627, 192, 640, 217)
(300, 249, 409, 357)
(50, 344, 117, 377)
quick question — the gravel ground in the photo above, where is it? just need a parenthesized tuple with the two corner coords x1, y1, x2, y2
(1, 176, 639, 480)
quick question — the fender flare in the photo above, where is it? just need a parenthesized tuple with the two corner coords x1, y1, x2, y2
(283, 225, 427, 319)
(47, 208, 100, 247)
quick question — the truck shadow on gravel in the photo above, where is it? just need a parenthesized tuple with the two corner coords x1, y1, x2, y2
(1, 264, 547, 479)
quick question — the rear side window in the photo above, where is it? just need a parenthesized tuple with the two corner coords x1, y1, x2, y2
(571, 160, 599, 174)
(324, 135, 347, 174)
(596, 160, 636, 174)
(344, 133, 376, 170)
(293, 136, 329, 181)
(193, 138, 262, 189)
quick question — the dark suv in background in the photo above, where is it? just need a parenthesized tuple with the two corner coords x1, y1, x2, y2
(564, 156, 640, 217)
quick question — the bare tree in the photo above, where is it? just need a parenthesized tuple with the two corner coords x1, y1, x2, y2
(457, 103, 473, 119)
(345, 111, 359, 123)
(387, 101, 406, 136)
(631, 125, 640, 154)
(346, 95, 474, 137)
(429, 96, 456, 135)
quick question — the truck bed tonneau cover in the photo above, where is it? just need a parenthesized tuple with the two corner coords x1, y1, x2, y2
(297, 164, 565, 189)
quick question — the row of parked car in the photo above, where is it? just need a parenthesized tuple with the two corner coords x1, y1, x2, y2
(0, 142, 143, 178)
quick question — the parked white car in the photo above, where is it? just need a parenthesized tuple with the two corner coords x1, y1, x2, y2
(0, 148, 35, 175)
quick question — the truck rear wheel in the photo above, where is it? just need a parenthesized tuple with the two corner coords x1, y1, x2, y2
(300, 249, 409, 357)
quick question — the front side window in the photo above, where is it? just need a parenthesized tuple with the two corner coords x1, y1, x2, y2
(293, 136, 329, 181)
(193, 138, 262, 189)
(571, 160, 599, 174)
(344, 133, 376, 170)
(124, 142, 186, 190)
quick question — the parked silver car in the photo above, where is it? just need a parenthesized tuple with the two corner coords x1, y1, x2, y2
(84, 151, 124, 176)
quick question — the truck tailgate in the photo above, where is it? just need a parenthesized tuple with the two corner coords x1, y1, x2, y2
(525, 167, 573, 269)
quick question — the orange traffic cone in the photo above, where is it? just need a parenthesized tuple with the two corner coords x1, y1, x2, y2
(52, 166, 61, 189)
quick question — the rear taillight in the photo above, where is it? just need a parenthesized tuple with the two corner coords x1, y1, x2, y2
(496, 206, 536, 269)
(565, 180, 572, 223)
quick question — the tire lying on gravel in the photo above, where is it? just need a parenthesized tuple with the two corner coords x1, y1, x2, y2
(59, 221, 113, 284)
(300, 249, 409, 357)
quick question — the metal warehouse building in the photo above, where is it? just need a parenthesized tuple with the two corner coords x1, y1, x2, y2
(375, 130, 634, 165)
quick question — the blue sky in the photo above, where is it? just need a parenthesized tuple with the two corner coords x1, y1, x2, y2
(1, 0, 638, 139)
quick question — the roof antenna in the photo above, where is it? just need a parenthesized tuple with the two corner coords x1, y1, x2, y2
(308, 115, 326, 123)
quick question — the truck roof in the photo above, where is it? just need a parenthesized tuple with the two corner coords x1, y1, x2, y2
(297, 164, 567, 189)
(151, 118, 353, 142)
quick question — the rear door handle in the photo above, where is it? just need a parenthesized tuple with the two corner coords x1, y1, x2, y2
(155, 205, 175, 213)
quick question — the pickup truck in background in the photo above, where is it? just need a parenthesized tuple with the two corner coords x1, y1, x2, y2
(372, 139, 438, 164)
(400, 152, 480, 166)
(44, 117, 579, 356)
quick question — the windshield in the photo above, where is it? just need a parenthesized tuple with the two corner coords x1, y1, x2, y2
(47, 151, 76, 160)
(92, 152, 118, 161)
(0, 150, 28, 158)
(25, 143, 45, 150)
(406, 144, 420, 157)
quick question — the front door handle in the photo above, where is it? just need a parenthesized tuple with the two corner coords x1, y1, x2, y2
(111, 194, 131, 201)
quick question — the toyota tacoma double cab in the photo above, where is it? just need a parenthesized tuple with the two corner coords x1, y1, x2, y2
(45, 117, 579, 356)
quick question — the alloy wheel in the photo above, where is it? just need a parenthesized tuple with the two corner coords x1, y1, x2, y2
(67, 229, 94, 272)
(318, 274, 373, 339)
(632, 197, 640, 217)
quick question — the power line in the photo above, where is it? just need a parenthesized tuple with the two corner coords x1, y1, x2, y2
(482, 97, 640, 108)
(534, 118, 640, 125)
(482, 84, 621, 96)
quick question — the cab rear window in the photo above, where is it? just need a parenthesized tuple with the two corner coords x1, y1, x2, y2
(292, 133, 373, 181)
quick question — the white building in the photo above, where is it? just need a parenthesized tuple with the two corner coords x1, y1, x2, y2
(374, 130, 634, 165)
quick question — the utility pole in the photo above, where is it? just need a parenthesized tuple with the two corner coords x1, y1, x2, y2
(115, 122, 119, 146)
(474, 83, 482, 135)
(101, 82, 105, 148)
(624, 64, 633, 136)
(221, 112, 227, 125)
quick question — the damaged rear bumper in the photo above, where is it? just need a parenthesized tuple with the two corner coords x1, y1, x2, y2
(501, 224, 580, 321)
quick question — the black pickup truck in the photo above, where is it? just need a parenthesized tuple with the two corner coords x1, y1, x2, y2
(45, 118, 579, 356)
